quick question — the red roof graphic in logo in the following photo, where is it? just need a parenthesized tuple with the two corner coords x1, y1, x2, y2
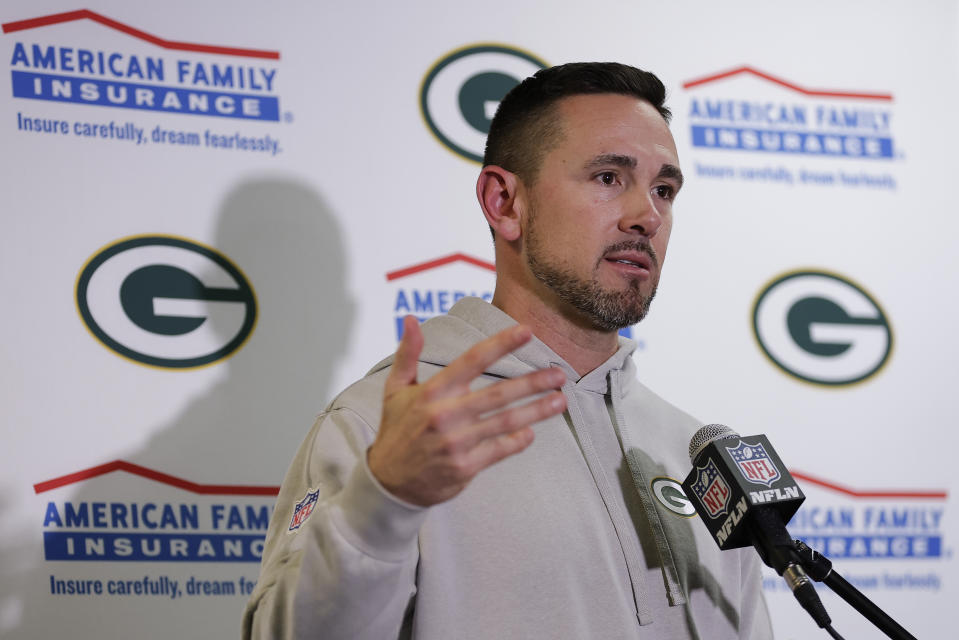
(790, 470, 945, 500)
(386, 253, 495, 282)
(34, 460, 280, 496)
(33, 462, 944, 501)
(2, 9, 279, 60)
(683, 66, 891, 102)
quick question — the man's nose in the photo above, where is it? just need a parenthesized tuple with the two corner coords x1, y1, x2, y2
(619, 191, 663, 237)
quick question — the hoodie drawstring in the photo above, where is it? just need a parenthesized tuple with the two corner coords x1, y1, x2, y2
(562, 380, 655, 626)
(609, 369, 687, 607)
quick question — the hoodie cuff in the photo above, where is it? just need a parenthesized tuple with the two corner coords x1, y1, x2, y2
(329, 452, 429, 562)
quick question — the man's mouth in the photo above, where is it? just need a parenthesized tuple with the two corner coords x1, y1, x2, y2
(603, 250, 654, 273)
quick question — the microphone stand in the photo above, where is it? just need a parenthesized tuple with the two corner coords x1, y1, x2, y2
(792, 540, 917, 640)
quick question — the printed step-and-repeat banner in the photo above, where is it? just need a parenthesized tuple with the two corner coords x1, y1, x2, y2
(2, 2, 955, 639)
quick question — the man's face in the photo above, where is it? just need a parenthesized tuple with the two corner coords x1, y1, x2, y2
(521, 93, 682, 331)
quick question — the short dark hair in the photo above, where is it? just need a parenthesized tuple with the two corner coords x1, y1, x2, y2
(483, 62, 672, 185)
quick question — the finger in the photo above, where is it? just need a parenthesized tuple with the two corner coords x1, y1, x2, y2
(431, 325, 533, 392)
(460, 391, 566, 465)
(384, 315, 424, 396)
(457, 367, 566, 416)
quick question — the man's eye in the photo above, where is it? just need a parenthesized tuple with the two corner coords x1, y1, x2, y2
(655, 185, 674, 200)
(598, 172, 617, 185)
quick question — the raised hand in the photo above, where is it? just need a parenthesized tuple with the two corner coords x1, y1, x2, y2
(367, 315, 567, 506)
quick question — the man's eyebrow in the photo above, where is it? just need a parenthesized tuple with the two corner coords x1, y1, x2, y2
(585, 153, 637, 170)
(658, 164, 684, 191)
(586, 155, 684, 188)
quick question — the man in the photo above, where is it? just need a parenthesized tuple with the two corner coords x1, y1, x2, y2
(243, 62, 772, 639)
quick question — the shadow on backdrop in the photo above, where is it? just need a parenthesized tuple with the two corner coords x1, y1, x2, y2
(131, 177, 354, 479)
(1, 177, 354, 639)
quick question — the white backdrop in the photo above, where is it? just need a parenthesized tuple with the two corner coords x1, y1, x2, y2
(2, 2, 956, 638)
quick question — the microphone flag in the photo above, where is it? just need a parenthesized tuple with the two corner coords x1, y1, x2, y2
(683, 433, 805, 550)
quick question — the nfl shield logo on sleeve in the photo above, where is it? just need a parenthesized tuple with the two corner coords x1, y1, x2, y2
(288, 489, 320, 532)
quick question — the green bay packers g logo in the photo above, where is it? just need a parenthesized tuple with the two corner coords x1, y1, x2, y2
(752, 270, 892, 386)
(76, 235, 257, 369)
(420, 44, 547, 163)
(650, 477, 697, 517)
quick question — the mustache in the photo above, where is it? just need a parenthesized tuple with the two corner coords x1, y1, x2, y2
(601, 240, 659, 269)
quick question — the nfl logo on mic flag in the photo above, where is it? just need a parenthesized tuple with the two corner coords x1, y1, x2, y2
(726, 441, 781, 487)
(684, 434, 805, 550)
(289, 489, 319, 532)
(689, 458, 732, 519)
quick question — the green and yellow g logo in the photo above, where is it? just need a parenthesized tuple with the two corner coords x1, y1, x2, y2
(752, 270, 892, 386)
(420, 44, 547, 163)
(651, 477, 697, 517)
(76, 235, 257, 369)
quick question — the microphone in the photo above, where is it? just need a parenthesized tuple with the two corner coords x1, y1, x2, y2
(682, 424, 831, 629)
(683, 424, 804, 552)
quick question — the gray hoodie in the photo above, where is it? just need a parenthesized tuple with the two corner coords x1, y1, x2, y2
(243, 298, 772, 639)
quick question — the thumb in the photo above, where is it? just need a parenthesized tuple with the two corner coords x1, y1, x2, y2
(384, 315, 424, 396)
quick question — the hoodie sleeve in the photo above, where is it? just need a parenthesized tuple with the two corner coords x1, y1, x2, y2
(242, 407, 429, 640)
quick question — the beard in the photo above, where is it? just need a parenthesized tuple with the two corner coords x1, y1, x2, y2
(525, 206, 659, 332)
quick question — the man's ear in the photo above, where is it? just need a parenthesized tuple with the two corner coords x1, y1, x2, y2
(476, 166, 524, 242)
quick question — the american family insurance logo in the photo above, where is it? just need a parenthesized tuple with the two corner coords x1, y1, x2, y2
(37, 461, 278, 565)
(683, 66, 896, 161)
(3, 9, 281, 121)
(766, 471, 948, 595)
(387, 253, 496, 340)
